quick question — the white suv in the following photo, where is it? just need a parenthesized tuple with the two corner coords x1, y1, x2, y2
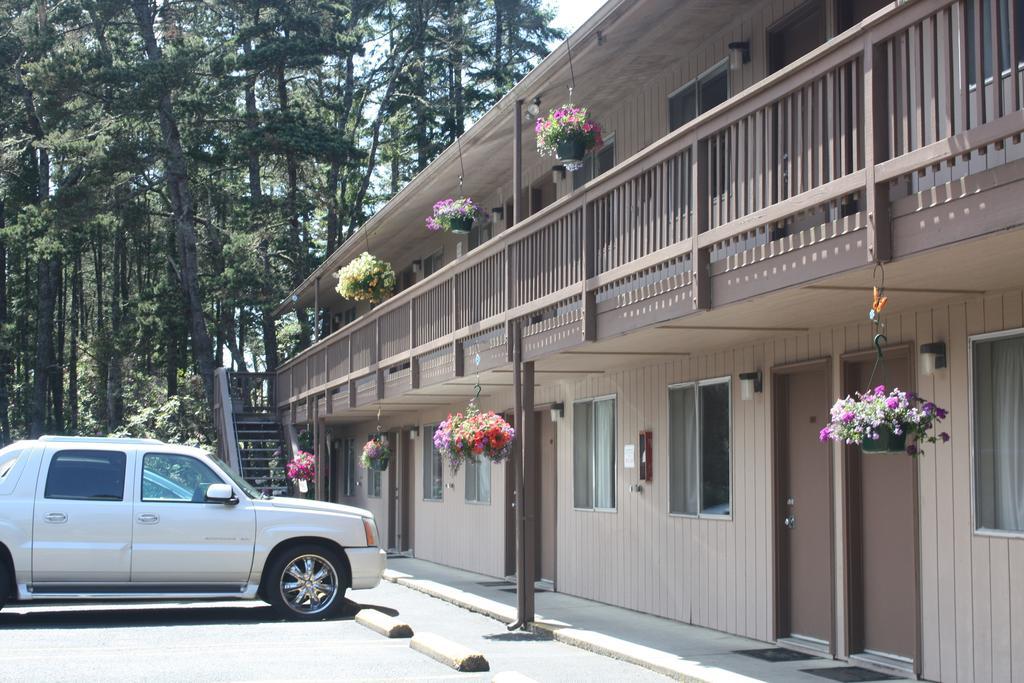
(0, 436, 386, 620)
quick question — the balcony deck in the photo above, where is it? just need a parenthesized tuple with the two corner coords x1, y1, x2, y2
(276, 0, 1024, 419)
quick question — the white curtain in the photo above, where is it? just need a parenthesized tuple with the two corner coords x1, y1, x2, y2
(669, 386, 699, 514)
(594, 399, 616, 509)
(993, 337, 1024, 531)
(573, 402, 593, 508)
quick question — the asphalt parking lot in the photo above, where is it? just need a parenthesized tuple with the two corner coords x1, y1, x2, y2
(0, 579, 666, 682)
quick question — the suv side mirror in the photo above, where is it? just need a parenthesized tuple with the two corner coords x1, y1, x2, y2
(205, 483, 237, 505)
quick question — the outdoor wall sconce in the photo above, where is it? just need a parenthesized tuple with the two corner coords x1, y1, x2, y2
(920, 342, 947, 375)
(728, 41, 751, 71)
(491, 206, 504, 220)
(552, 164, 567, 182)
(549, 402, 565, 422)
(739, 371, 763, 401)
(526, 96, 542, 118)
(409, 426, 420, 439)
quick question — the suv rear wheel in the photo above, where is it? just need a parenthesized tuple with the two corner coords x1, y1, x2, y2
(264, 544, 348, 620)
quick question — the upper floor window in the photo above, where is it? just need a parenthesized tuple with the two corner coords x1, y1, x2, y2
(573, 136, 616, 190)
(972, 330, 1024, 533)
(45, 450, 127, 502)
(573, 396, 616, 510)
(141, 453, 223, 503)
(421, 250, 443, 279)
(964, 0, 1023, 86)
(768, 0, 826, 73)
(668, 379, 732, 516)
(669, 63, 729, 132)
(423, 427, 443, 501)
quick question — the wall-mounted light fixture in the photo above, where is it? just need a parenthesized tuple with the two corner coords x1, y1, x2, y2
(728, 41, 751, 71)
(549, 402, 565, 422)
(409, 426, 420, 439)
(552, 164, 567, 183)
(491, 206, 504, 219)
(411, 260, 422, 275)
(920, 342, 947, 375)
(739, 371, 763, 401)
(527, 96, 542, 119)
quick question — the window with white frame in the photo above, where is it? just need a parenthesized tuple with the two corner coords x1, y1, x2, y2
(573, 396, 616, 510)
(465, 456, 491, 504)
(423, 426, 443, 500)
(668, 378, 731, 516)
(342, 438, 356, 497)
(668, 62, 729, 132)
(972, 330, 1024, 532)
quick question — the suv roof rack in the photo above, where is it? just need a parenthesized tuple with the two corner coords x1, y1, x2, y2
(38, 435, 164, 445)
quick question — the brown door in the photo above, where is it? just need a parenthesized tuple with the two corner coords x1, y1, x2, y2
(397, 430, 414, 553)
(775, 362, 833, 650)
(387, 431, 397, 550)
(768, 0, 826, 73)
(843, 350, 917, 664)
(536, 411, 557, 584)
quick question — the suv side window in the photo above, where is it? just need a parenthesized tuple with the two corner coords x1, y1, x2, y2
(45, 450, 127, 501)
(142, 453, 224, 503)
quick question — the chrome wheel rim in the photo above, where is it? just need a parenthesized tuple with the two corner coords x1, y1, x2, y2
(279, 554, 339, 615)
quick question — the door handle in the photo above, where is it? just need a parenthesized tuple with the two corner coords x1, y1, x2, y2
(43, 512, 67, 524)
(137, 513, 160, 524)
(783, 515, 796, 529)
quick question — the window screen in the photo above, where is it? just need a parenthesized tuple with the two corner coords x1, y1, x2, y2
(573, 397, 616, 510)
(973, 332, 1024, 531)
(465, 457, 491, 503)
(423, 426, 443, 500)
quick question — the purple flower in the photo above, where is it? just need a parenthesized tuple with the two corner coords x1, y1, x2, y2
(936, 408, 948, 419)
(874, 385, 886, 396)
(841, 411, 855, 423)
(819, 427, 832, 442)
(906, 444, 918, 456)
(940, 432, 950, 443)
(885, 396, 899, 409)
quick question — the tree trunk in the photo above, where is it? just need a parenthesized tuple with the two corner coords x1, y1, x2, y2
(0, 199, 10, 444)
(132, 0, 216, 408)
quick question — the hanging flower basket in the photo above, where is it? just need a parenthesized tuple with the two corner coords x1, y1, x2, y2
(361, 434, 391, 471)
(335, 252, 396, 304)
(432, 405, 516, 473)
(819, 385, 949, 456)
(535, 104, 603, 170)
(426, 197, 481, 234)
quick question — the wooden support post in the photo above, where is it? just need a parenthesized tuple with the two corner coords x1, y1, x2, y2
(376, 368, 385, 401)
(508, 100, 523, 364)
(521, 359, 536, 621)
(510, 321, 534, 629)
(692, 139, 711, 310)
(454, 340, 465, 377)
(348, 379, 356, 409)
(864, 39, 893, 263)
(582, 199, 597, 342)
(410, 356, 421, 390)
(313, 276, 320, 341)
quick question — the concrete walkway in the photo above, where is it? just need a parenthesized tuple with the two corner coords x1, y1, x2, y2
(384, 557, 916, 683)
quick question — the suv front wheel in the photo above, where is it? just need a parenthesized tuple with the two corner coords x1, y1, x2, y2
(264, 544, 348, 620)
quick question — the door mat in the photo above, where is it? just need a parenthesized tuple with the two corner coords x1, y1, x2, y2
(735, 648, 820, 662)
(477, 580, 513, 588)
(499, 587, 548, 594)
(800, 667, 898, 682)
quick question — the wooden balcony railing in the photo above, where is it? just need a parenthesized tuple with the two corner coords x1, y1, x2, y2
(276, 0, 1024, 413)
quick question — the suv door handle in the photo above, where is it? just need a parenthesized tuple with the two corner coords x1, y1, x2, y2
(43, 512, 67, 524)
(137, 513, 160, 524)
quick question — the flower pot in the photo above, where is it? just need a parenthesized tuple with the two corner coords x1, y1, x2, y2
(861, 425, 908, 454)
(448, 216, 474, 234)
(367, 455, 390, 472)
(556, 138, 587, 163)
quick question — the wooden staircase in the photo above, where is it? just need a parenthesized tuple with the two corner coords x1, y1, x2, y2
(214, 369, 288, 496)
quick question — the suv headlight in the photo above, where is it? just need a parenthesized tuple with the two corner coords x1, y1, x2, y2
(362, 517, 379, 547)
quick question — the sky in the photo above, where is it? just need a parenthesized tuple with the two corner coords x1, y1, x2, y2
(552, 0, 608, 37)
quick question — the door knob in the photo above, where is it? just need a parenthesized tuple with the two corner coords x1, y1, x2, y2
(783, 515, 796, 529)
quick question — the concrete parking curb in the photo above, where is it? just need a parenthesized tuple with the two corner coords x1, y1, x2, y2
(410, 632, 490, 672)
(383, 568, 756, 683)
(355, 609, 413, 638)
